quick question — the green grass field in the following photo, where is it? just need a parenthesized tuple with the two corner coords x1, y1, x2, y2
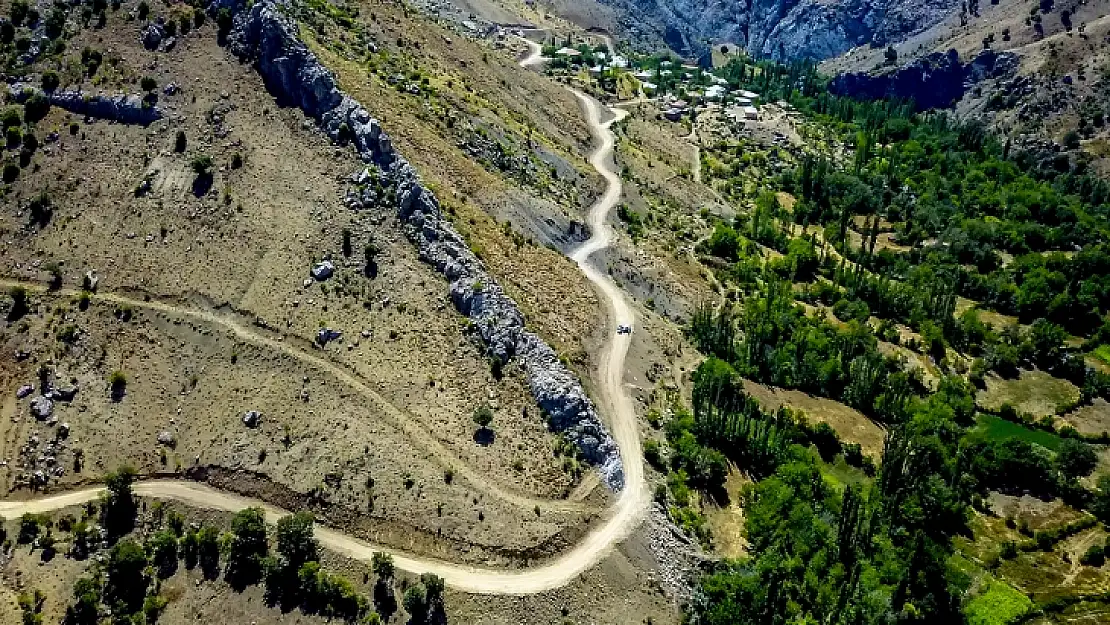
(972, 414, 1065, 452)
(964, 576, 1032, 625)
(1094, 344, 1110, 366)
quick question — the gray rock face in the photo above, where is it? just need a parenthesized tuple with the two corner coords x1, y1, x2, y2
(10, 85, 162, 125)
(829, 48, 1019, 110)
(229, 0, 624, 490)
(601, 0, 961, 62)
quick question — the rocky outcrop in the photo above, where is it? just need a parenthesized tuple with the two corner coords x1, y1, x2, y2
(829, 48, 1019, 110)
(601, 0, 961, 61)
(228, 0, 624, 490)
(8, 86, 162, 125)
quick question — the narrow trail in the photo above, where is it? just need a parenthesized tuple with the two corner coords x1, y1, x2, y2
(0, 45, 650, 594)
(685, 127, 701, 184)
(0, 279, 593, 517)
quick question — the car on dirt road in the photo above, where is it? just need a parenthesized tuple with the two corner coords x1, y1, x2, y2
(616, 324, 632, 335)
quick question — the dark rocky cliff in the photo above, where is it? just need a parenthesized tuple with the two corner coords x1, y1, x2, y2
(828, 49, 1020, 110)
(603, 0, 961, 61)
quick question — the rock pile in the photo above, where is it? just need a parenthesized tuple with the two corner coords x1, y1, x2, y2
(229, 0, 624, 490)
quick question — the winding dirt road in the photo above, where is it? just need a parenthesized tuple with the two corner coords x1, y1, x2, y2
(0, 43, 647, 596)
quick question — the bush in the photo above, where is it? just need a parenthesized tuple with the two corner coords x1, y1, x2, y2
(190, 154, 212, 175)
(226, 507, 268, 588)
(40, 71, 59, 92)
(140, 76, 157, 92)
(1080, 544, 1105, 567)
(8, 285, 29, 320)
(3, 162, 20, 183)
(136, 1, 149, 20)
(108, 370, 127, 392)
(472, 404, 493, 429)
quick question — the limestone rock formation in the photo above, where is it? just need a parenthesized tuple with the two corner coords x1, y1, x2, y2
(229, 0, 624, 490)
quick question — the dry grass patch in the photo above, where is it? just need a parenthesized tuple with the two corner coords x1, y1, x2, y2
(977, 371, 1081, 419)
(740, 379, 885, 459)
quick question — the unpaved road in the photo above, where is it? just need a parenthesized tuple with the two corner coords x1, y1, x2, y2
(518, 37, 546, 68)
(0, 45, 647, 597)
(0, 279, 590, 517)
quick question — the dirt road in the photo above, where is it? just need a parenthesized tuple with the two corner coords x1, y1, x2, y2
(0, 43, 648, 597)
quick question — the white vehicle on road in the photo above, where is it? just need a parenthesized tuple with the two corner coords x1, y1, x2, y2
(616, 324, 632, 334)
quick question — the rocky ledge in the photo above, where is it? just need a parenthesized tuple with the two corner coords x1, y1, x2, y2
(829, 48, 1019, 110)
(8, 86, 162, 125)
(227, 0, 624, 490)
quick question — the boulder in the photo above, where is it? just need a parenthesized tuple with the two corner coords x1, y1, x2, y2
(316, 327, 341, 346)
(242, 410, 262, 428)
(157, 431, 176, 446)
(310, 260, 334, 280)
(141, 23, 164, 50)
(16, 384, 34, 399)
(30, 396, 54, 420)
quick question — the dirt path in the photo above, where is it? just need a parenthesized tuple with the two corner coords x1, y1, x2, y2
(0, 279, 593, 516)
(518, 37, 546, 68)
(686, 127, 701, 184)
(0, 42, 650, 596)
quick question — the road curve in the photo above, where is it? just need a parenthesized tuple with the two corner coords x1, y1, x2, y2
(0, 47, 648, 597)
(518, 37, 546, 68)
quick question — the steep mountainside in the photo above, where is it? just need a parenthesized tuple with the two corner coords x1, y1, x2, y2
(592, 0, 961, 60)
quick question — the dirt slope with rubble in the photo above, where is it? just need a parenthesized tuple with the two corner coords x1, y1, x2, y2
(0, 0, 688, 622)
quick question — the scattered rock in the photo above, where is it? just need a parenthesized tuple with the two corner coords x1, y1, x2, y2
(242, 410, 262, 428)
(310, 260, 335, 281)
(230, 0, 624, 489)
(157, 431, 176, 446)
(16, 384, 34, 399)
(85, 270, 99, 291)
(316, 327, 341, 346)
(29, 396, 54, 420)
(141, 23, 164, 50)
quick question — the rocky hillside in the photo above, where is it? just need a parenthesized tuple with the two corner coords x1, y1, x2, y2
(593, 0, 961, 61)
(823, 0, 1110, 172)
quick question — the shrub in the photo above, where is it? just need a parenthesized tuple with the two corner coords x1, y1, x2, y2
(190, 154, 212, 175)
(140, 76, 156, 92)
(1080, 544, 1105, 567)
(108, 370, 127, 391)
(136, 1, 149, 20)
(472, 404, 493, 429)
(174, 130, 186, 152)
(3, 162, 20, 183)
(41, 70, 59, 92)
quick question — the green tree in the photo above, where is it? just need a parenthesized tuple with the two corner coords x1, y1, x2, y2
(276, 511, 318, 570)
(226, 508, 268, 588)
(66, 575, 102, 625)
(147, 529, 178, 578)
(473, 404, 493, 430)
(197, 525, 221, 579)
(104, 540, 149, 616)
(1056, 439, 1098, 480)
(100, 465, 137, 538)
